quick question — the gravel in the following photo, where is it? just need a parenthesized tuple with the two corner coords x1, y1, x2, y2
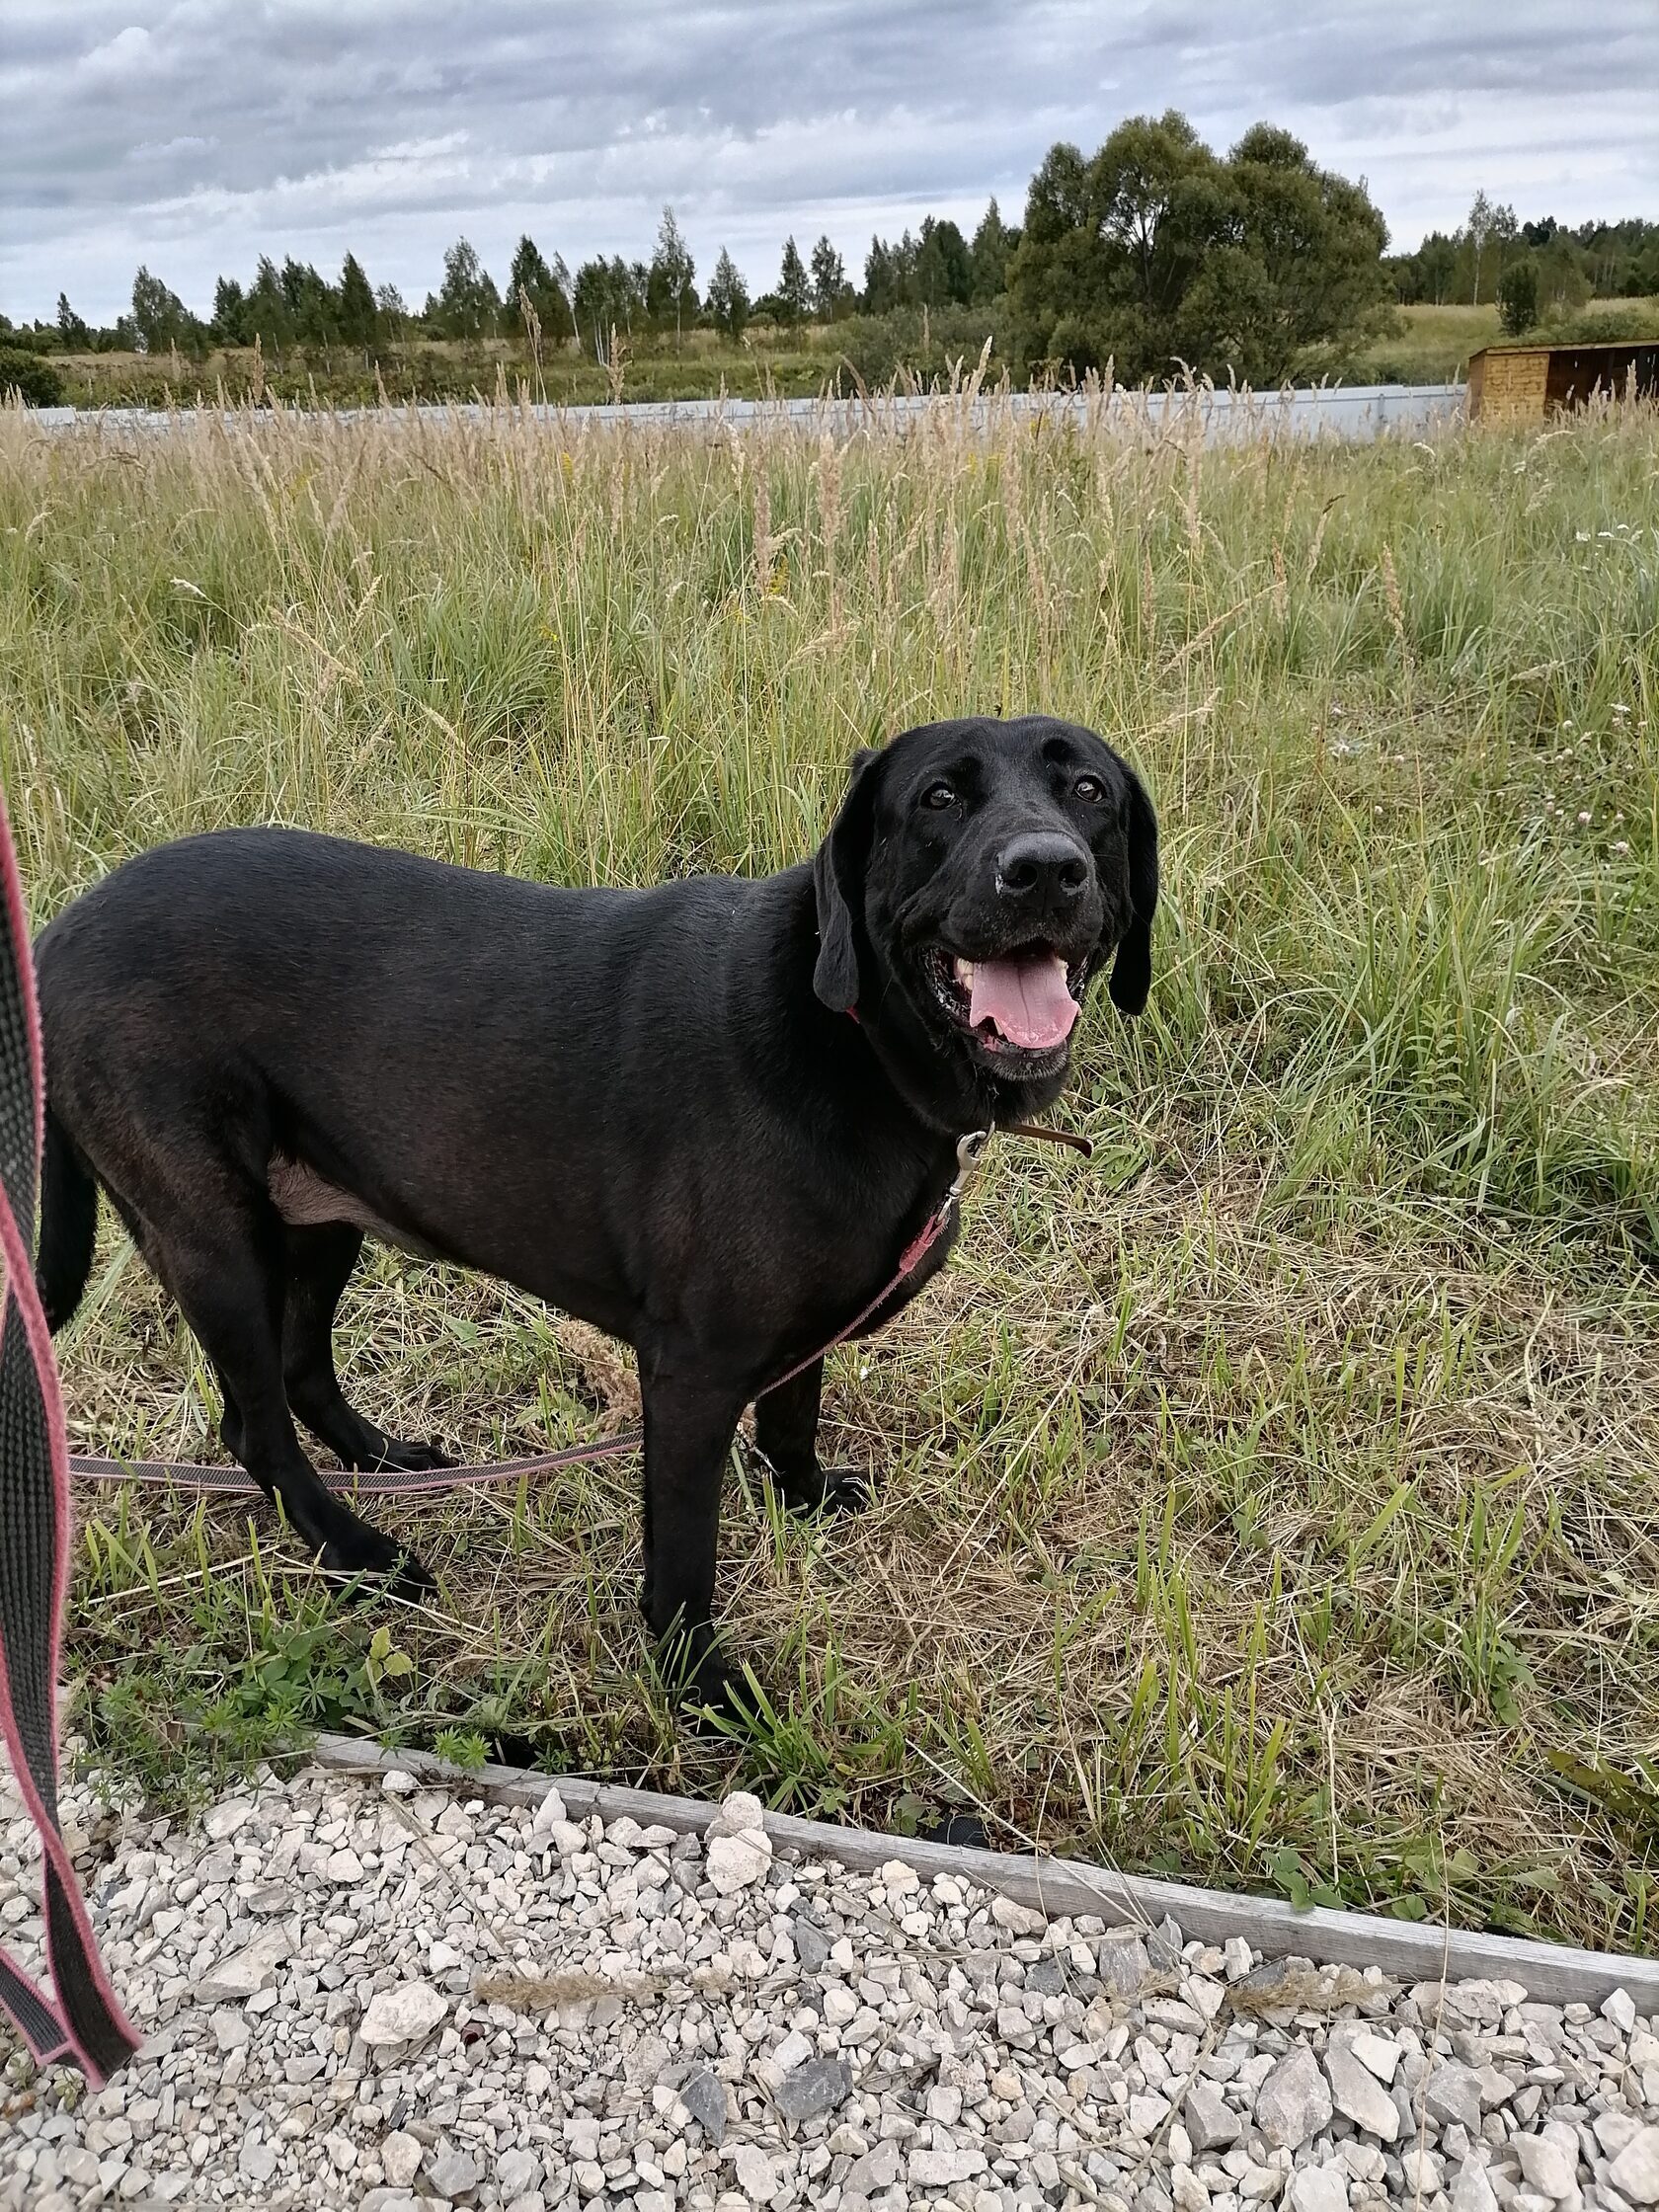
(3, 1760, 1658, 2212)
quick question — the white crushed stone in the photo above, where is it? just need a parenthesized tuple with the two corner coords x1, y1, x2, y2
(1, 1761, 1657, 2212)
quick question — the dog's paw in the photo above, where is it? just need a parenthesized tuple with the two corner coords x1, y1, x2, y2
(653, 1628, 752, 1725)
(316, 1520, 435, 1602)
(682, 1657, 759, 1734)
(773, 1462, 872, 1516)
(388, 1546, 439, 1602)
(368, 1436, 453, 1475)
(816, 1464, 872, 1514)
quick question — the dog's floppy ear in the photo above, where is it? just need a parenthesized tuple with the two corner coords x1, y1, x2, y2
(1109, 765, 1158, 1015)
(813, 746, 881, 1012)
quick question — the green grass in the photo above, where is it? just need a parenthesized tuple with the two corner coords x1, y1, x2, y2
(1349, 302, 1509, 384)
(45, 313, 1005, 413)
(49, 332, 848, 411)
(2, 391, 1657, 1952)
(1350, 298, 1659, 385)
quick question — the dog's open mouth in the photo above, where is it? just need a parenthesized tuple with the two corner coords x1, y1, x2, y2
(923, 943, 1084, 1058)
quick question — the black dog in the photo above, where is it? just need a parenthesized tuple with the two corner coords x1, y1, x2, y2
(35, 716, 1155, 1704)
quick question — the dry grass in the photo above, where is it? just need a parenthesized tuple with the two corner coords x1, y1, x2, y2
(2, 389, 1656, 1950)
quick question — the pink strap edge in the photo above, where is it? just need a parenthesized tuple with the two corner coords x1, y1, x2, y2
(0, 789, 141, 2084)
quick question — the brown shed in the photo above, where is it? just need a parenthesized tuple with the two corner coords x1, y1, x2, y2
(1467, 339, 1659, 423)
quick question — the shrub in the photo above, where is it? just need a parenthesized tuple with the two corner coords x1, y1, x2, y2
(1546, 300, 1659, 345)
(1497, 258, 1540, 338)
(829, 306, 1001, 392)
(0, 348, 65, 406)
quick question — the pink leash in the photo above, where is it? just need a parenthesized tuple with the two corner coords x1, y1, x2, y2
(0, 788, 141, 2083)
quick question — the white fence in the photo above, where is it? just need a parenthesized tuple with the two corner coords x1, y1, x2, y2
(29, 381, 1467, 445)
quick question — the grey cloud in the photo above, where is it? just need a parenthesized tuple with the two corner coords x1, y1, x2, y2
(2, 1, 1654, 322)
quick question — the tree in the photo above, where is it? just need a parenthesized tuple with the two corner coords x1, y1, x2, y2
(706, 248, 750, 340)
(810, 234, 848, 320)
(572, 257, 646, 360)
(572, 259, 608, 356)
(1497, 256, 1540, 337)
(647, 207, 697, 345)
(244, 258, 292, 356)
(862, 233, 914, 314)
(506, 235, 574, 343)
(1490, 202, 1519, 282)
(130, 266, 193, 355)
(375, 282, 408, 338)
(776, 237, 811, 326)
(1009, 114, 1221, 378)
(1464, 191, 1496, 307)
(1418, 232, 1457, 306)
(970, 199, 1017, 301)
(1008, 111, 1389, 385)
(434, 238, 501, 339)
(277, 256, 336, 345)
(338, 254, 377, 351)
(55, 292, 90, 348)
(209, 276, 246, 344)
(913, 217, 974, 307)
(1183, 121, 1390, 383)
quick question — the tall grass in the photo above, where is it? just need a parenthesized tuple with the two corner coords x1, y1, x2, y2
(2, 392, 1656, 1949)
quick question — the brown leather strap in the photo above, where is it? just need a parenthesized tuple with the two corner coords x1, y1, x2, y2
(1003, 1121, 1094, 1158)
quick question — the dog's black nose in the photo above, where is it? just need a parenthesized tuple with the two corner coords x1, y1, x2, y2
(995, 831, 1089, 906)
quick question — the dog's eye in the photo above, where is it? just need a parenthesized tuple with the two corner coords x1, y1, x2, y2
(1073, 774, 1106, 803)
(921, 782, 957, 811)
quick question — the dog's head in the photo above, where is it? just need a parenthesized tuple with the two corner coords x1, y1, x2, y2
(813, 715, 1157, 1125)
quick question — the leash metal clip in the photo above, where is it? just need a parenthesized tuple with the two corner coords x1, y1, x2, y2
(951, 1126, 990, 1204)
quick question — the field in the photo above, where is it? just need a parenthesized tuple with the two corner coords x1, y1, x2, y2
(1348, 303, 1510, 385)
(40, 315, 998, 413)
(46, 331, 843, 411)
(31, 297, 1659, 414)
(1350, 299, 1659, 386)
(1, 392, 1656, 1955)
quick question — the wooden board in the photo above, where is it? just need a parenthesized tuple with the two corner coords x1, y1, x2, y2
(1468, 348, 1549, 423)
(312, 1733, 1659, 2013)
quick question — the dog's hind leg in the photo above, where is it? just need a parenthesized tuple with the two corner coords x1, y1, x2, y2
(142, 1192, 434, 1596)
(279, 1223, 452, 1474)
(106, 1188, 250, 1471)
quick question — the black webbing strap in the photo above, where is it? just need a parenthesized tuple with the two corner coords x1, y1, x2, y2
(0, 788, 139, 2084)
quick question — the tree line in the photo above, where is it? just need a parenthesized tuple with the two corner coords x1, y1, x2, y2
(13, 202, 1022, 371)
(1384, 193, 1659, 346)
(6, 110, 1657, 398)
(1386, 198, 1659, 320)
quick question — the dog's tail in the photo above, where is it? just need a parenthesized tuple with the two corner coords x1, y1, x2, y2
(37, 1107, 98, 1333)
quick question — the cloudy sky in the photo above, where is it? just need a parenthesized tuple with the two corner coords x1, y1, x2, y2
(4, 2, 1656, 325)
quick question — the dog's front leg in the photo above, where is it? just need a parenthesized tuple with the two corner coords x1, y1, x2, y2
(638, 1370, 748, 1711)
(752, 1360, 871, 1514)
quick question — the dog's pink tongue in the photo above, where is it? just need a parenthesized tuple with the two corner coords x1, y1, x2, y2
(969, 953, 1078, 1049)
